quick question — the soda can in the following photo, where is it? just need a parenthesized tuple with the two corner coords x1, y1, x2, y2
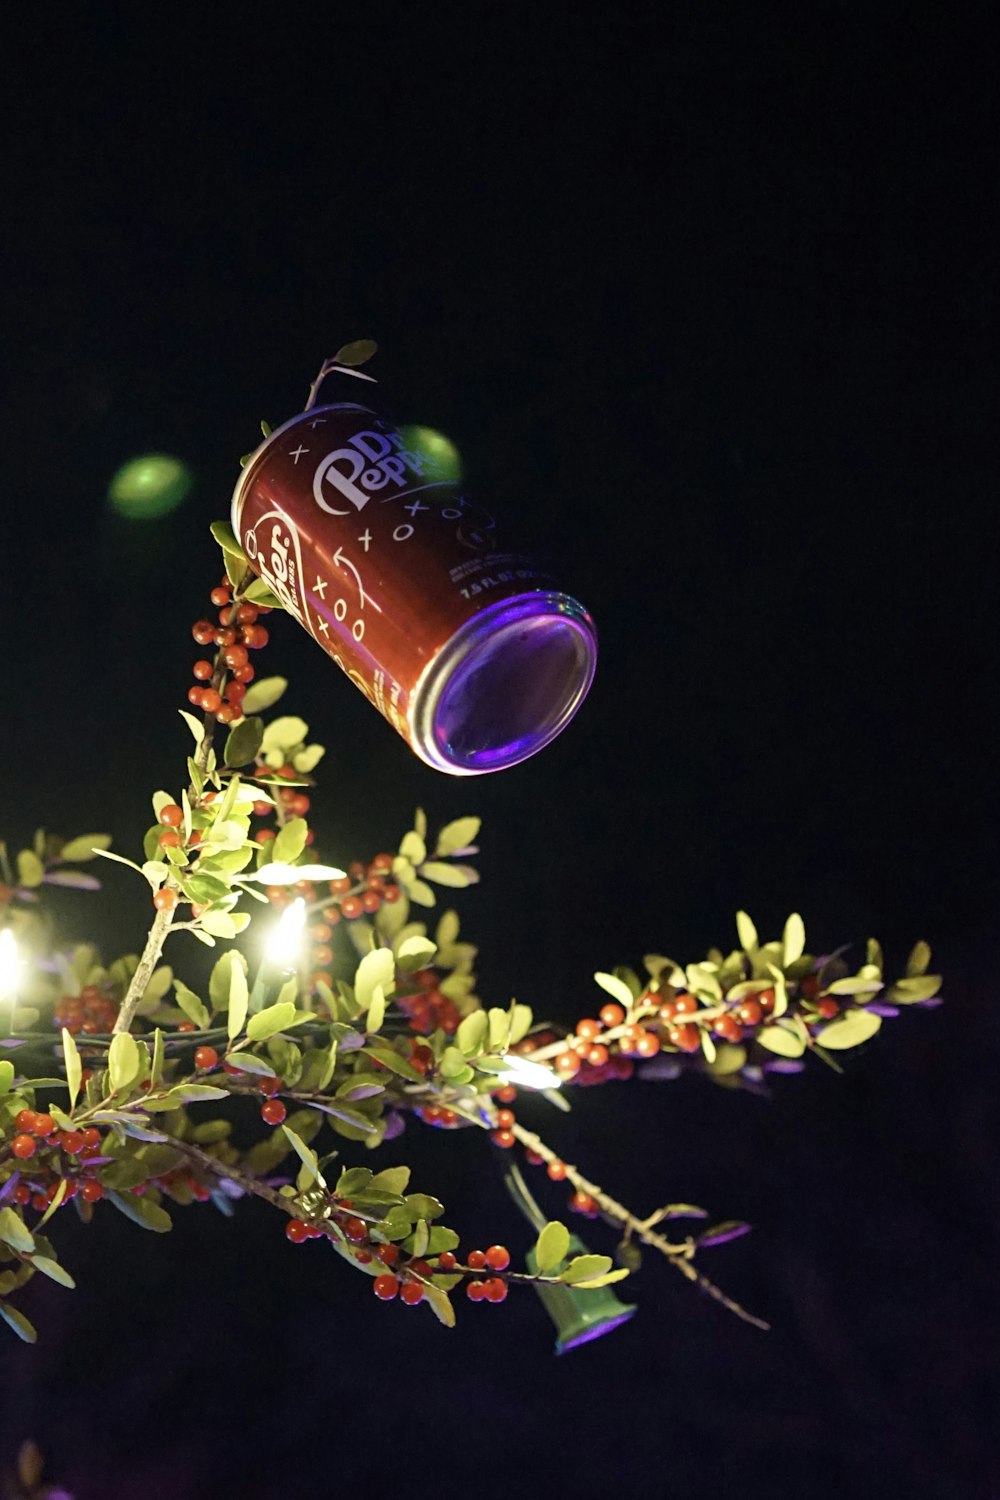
(231, 402, 597, 774)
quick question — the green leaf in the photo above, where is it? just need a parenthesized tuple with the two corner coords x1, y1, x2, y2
(407, 879, 435, 908)
(435, 816, 480, 855)
(108, 1032, 141, 1092)
(419, 861, 478, 888)
(272, 819, 308, 865)
(16, 849, 44, 887)
(62, 1027, 82, 1110)
(210, 949, 247, 1013)
(736, 911, 758, 952)
(395, 934, 437, 970)
(244, 576, 284, 608)
(106, 1190, 173, 1232)
(355, 947, 395, 1013)
(535, 1221, 570, 1274)
(0, 1207, 35, 1254)
(370, 1166, 411, 1196)
(0, 1060, 13, 1096)
(363, 1045, 425, 1082)
(824, 976, 884, 996)
(224, 716, 264, 768)
(421, 1280, 456, 1327)
(246, 1001, 297, 1042)
(228, 956, 249, 1039)
(593, 971, 633, 1010)
(410, 1218, 430, 1257)
(782, 913, 805, 967)
(0, 1301, 37, 1343)
(888, 974, 942, 1003)
(333, 337, 378, 367)
(221, 1051, 275, 1076)
(30, 1255, 76, 1289)
(240, 676, 288, 715)
(457, 1010, 489, 1056)
(252, 861, 345, 884)
(756, 1024, 806, 1058)
(150, 1027, 165, 1089)
(210, 518, 246, 559)
(404, 1193, 445, 1222)
(261, 716, 309, 753)
(815, 1009, 882, 1050)
(905, 940, 932, 978)
(59, 833, 112, 862)
(399, 830, 426, 866)
(174, 981, 210, 1031)
(178, 708, 206, 745)
(292, 744, 325, 774)
(281, 1125, 325, 1187)
(560, 1254, 613, 1284)
(367, 985, 386, 1034)
(569, 1267, 632, 1290)
(200, 909, 238, 939)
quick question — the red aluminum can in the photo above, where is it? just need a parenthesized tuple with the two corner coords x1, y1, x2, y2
(231, 402, 597, 774)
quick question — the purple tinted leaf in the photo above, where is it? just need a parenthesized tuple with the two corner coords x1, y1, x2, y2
(44, 871, 102, 890)
(697, 1220, 752, 1248)
(763, 1059, 805, 1073)
(866, 1003, 900, 1017)
(0, 1173, 19, 1205)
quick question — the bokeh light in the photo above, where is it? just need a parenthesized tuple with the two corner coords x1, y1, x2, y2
(108, 454, 193, 519)
(398, 425, 463, 483)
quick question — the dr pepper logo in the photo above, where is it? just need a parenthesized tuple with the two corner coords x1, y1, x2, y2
(313, 425, 447, 515)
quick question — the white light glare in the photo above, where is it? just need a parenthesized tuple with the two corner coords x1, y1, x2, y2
(500, 1055, 562, 1091)
(0, 929, 21, 1001)
(266, 898, 307, 968)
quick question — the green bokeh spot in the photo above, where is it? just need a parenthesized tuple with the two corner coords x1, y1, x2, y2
(108, 454, 193, 519)
(399, 425, 463, 484)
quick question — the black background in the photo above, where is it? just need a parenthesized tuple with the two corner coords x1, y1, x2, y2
(2, 5, 997, 1498)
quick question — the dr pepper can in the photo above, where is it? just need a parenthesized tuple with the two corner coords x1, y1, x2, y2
(231, 401, 597, 774)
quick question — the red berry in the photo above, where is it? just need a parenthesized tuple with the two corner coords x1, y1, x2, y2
(177, 1021, 196, 1033)
(210, 585, 231, 606)
(158, 803, 183, 827)
(32, 1112, 55, 1137)
(495, 1085, 517, 1104)
(437, 1251, 457, 1272)
(14, 1110, 37, 1133)
(192, 620, 215, 645)
(159, 828, 183, 849)
(340, 897, 363, 920)
(80, 1180, 103, 1203)
(60, 1130, 86, 1154)
(216, 703, 237, 725)
(491, 1128, 516, 1149)
(714, 1013, 744, 1044)
(223, 643, 249, 670)
(343, 1216, 367, 1243)
(570, 1190, 598, 1216)
(587, 1043, 610, 1067)
(373, 1273, 400, 1301)
(634, 1031, 660, 1058)
(673, 993, 698, 1015)
(12, 1134, 36, 1159)
(194, 1046, 219, 1071)
(13, 1184, 31, 1204)
(466, 1280, 487, 1302)
(285, 1219, 310, 1244)
(669, 1024, 701, 1053)
(495, 1108, 515, 1130)
(153, 888, 178, 912)
(467, 1249, 487, 1271)
(555, 1050, 581, 1078)
(400, 1281, 424, 1306)
(599, 1002, 626, 1028)
(261, 1099, 286, 1125)
(376, 1243, 400, 1266)
(737, 998, 763, 1026)
(485, 1244, 510, 1271)
(242, 624, 269, 649)
(817, 997, 840, 1019)
(192, 660, 213, 681)
(483, 1277, 508, 1303)
(546, 1159, 567, 1181)
(576, 1018, 602, 1041)
(201, 689, 222, 714)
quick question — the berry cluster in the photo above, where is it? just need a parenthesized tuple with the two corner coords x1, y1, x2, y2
(7, 1115, 106, 1211)
(52, 983, 119, 1036)
(189, 575, 271, 724)
(396, 966, 461, 1035)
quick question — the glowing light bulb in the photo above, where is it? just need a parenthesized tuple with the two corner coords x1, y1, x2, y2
(500, 1055, 562, 1091)
(266, 898, 307, 968)
(0, 929, 21, 1034)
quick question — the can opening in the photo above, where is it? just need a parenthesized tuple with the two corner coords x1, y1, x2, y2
(423, 598, 597, 773)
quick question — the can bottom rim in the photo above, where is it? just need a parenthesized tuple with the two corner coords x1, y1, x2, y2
(410, 593, 598, 775)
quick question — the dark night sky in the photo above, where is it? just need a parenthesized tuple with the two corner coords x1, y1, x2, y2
(2, 6, 997, 1498)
